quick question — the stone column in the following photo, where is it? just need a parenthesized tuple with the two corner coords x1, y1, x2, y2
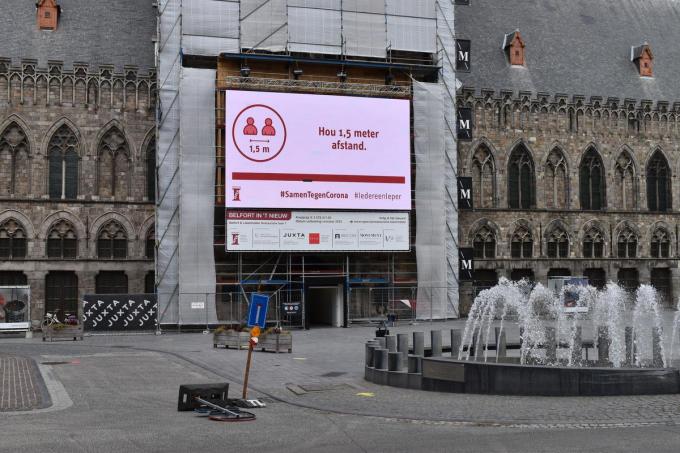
(385, 335, 397, 353)
(545, 327, 557, 364)
(397, 333, 409, 361)
(570, 326, 583, 366)
(413, 331, 424, 356)
(597, 326, 610, 365)
(25, 270, 47, 326)
(374, 349, 388, 370)
(494, 327, 507, 359)
(450, 329, 462, 359)
(430, 330, 442, 357)
(388, 352, 403, 371)
(625, 327, 634, 366)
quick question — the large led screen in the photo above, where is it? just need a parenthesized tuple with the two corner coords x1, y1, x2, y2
(225, 90, 411, 210)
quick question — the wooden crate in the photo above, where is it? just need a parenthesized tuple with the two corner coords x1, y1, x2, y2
(43, 324, 84, 342)
(258, 333, 292, 353)
(213, 331, 250, 350)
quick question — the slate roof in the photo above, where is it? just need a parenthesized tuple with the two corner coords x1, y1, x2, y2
(455, 0, 680, 103)
(0, 0, 156, 71)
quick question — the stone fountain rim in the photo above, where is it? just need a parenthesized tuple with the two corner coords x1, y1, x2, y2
(427, 357, 679, 372)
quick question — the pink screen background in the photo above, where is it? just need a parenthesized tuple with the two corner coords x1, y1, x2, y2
(225, 90, 411, 210)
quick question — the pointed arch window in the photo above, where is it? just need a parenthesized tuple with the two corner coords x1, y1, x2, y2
(614, 151, 636, 209)
(617, 227, 638, 258)
(146, 137, 156, 202)
(0, 122, 30, 196)
(647, 151, 671, 212)
(48, 125, 78, 200)
(507, 145, 535, 209)
(583, 227, 604, 258)
(472, 226, 496, 259)
(651, 228, 671, 258)
(545, 148, 568, 209)
(145, 227, 155, 259)
(47, 219, 77, 259)
(0, 218, 27, 259)
(98, 127, 130, 199)
(547, 227, 569, 258)
(471, 145, 495, 208)
(579, 147, 605, 210)
(510, 227, 532, 258)
(97, 220, 128, 259)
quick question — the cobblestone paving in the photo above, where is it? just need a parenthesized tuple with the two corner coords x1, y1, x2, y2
(0, 354, 49, 411)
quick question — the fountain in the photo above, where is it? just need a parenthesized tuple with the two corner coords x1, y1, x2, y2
(364, 278, 680, 396)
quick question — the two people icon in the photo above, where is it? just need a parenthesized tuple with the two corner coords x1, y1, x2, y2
(243, 117, 276, 136)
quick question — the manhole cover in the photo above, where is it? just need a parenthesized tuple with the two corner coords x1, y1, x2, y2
(298, 383, 352, 392)
(320, 371, 347, 378)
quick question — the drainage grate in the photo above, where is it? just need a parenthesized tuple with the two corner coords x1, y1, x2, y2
(40, 361, 71, 365)
(320, 371, 347, 378)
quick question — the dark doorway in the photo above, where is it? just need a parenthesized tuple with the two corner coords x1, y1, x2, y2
(306, 286, 342, 327)
(548, 268, 571, 279)
(45, 271, 78, 319)
(0, 271, 27, 286)
(584, 268, 606, 290)
(617, 268, 639, 293)
(144, 271, 155, 294)
(95, 271, 128, 294)
(473, 269, 498, 296)
(510, 269, 534, 282)
(651, 268, 672, 306)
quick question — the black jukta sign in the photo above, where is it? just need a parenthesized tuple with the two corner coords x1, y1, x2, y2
(459, 248, 474, 281)
(458, 176, 473, 209)
(457, 108, 473, 140)
(83, 294, 157, 331)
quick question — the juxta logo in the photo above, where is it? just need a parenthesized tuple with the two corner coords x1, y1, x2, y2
(232, 186, 241, 202)
(231, 232, 240, 246)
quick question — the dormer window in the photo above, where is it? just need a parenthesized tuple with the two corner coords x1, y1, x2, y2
(503, 30, 525, 66)
(36, 0, 60, 31)
(631, 43, 653, 77)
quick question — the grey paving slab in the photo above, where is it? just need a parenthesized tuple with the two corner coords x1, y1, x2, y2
(0, 353, 50, 412)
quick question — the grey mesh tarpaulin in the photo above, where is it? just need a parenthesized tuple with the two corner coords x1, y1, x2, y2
(157, 0, 182, 324)
(182, 0, 240, 55)
(414, 81, 450, 319)
(437, 0, 460, 317)
(178, 68, 219, 325)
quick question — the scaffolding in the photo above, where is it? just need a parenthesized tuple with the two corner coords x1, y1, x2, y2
(157, 1, 457, 325)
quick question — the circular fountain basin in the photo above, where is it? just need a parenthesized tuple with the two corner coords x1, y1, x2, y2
(418, 358, 680, 396)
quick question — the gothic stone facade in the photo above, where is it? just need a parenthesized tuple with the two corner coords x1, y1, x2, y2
(0, 59, 156, 325)
(457, 91, 680, 312)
